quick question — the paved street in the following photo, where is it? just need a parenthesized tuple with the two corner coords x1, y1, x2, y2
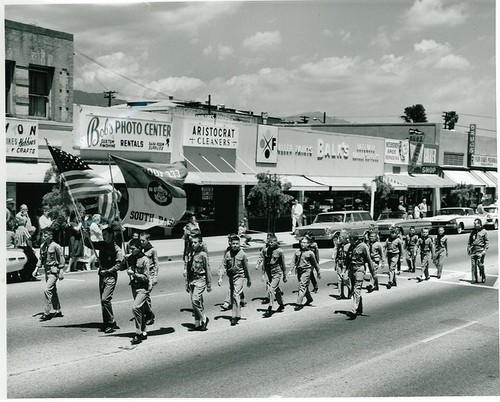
(6, 231, 499, 398)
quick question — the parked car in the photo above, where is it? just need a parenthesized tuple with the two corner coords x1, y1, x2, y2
(294, 210, 376, 243)
(6, 248, 26, 274)
(428, 207, 486, 234)
(376, 211, 432, 240)
(482, 204, 498, 230)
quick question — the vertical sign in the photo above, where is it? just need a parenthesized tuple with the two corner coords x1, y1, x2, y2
(408, 128, 425, 174)
(467, 124, 476, 167)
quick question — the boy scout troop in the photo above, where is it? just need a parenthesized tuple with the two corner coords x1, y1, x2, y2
(35, 220, 492, 341)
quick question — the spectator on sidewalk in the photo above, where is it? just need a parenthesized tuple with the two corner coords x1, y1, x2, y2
(238, 218, 251, 246)
(291, 199, 303, 234)
(36, 205, 53, 247)
(418, 199, 428, 218)
(66, 211, 85, 272)
(15, 204, 38, 281)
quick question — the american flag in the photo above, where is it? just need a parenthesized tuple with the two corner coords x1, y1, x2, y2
(98, 189, 121, 223)
(47, 145, 113, 200)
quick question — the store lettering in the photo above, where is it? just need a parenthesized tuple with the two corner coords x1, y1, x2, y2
(192, 125, 235, 138)
(129, 211, 173, 226)
(5, 122, 37, 136)
(86, 116, 171, 147)
(316, 139, 349, 159)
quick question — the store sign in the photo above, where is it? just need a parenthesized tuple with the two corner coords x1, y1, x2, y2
(468, 124, 476, 155)
(5, 118, 39, 157)
(75, 105, 172, 153)
(384, 139, 409, 164)
(256, 125, 278, 163)
(471, 154, 497, 168)
(181, 119, 239, 149)
(411, 165, 443, 175)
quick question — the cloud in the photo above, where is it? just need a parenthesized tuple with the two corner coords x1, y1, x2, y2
(339, 30, 351, 41)
(299, 56, 358, 81)
(370, 27, 397, 49)
(405, 0, 467, 31)
(414, 39, 451, 54)
(435, 54, 470, 70)
(322, 28, 333, 36)
(242, 31, 282, 52)
(203, 44, 234, 60)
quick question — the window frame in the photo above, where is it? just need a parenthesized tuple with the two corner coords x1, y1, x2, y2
(28, 64, 54, 119)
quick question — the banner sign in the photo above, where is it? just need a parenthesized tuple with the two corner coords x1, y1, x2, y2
(180, 118, 239, 149)
(256, 125, 278, 163)
(471, 154, 497, 168)
(408, 128, 425, 173)
(5, 118, 39, 157)
(384, 139, 409, 164)
(75, 105, 172, 153)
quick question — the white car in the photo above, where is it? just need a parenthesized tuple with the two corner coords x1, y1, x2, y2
(482, 204, 498, 230)
(6, 248, 27, 274)
(429, 207, 486, 234)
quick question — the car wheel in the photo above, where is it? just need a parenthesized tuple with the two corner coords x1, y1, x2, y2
(456, 223, 464, 234)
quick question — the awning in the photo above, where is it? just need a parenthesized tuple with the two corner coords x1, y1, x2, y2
(443, 169, 486, 187)
(484, 170, 498, 185)
(306, 176, 374, 191)
(6, 162, 56, 183)
(280, 175, 328, 191)
(384, 173, 456, 189)
(470, 170, 498, 188)
(185, 172, 257, 186)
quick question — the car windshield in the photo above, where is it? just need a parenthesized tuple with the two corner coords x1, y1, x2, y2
(484, 207, 497, 213)
(314, 214, 345, 223)
(377, 211, 404, 220)
(438, 209, 465, 215)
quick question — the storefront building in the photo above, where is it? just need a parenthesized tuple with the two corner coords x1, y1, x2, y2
(5, 20, 74, 221)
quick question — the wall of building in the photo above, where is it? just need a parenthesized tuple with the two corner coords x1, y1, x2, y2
(5, 20, 74, 123)
(440, 129, 497, 168)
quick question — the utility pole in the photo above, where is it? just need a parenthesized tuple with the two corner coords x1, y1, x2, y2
(103, 90, 116, 107)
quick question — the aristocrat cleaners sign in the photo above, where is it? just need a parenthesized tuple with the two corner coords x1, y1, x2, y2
(74, 105, 172, 153)
(179, 118, 239, 149)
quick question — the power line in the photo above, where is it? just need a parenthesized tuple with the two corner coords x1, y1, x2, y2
(455, 124, 496, 133)
(74, 49, 172, 99)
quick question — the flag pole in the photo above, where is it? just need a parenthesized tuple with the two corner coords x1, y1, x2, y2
(44, 138, 100, 272)
(107, 154, 131, 277)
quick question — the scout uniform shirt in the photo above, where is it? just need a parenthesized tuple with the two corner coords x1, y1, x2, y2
(468, 228, 489, 255)
(39, 241, 65, 272)
(222, 248, 249, 279)
(130, 255, 150, 290)
(385, 236, 403, 256)
(369, 240, 384, 264)
(348, 241, 372, 273)
(187, 250, 211, 284)
(417, 236, 434, 255)
(261, 245, 286, 275)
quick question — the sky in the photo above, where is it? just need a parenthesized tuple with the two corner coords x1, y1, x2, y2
(2, 0, 497, 136)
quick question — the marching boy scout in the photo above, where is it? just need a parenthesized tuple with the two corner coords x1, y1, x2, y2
(185, 234, 211, 330)
(289, 236, 320, 311)
(124, 239, 150, 345)
(140, 232, 158, 325)
(346, 231, 374, 319)
(433, 226, 448, 279)
(38, 229, 66, 321)
(404, 226, 419, 273)
(218, 235, 252, 326)
(384, 225, 403, 289)
(416, 227, 435, 282)
(258, 233, 287, 317)
(467, 218, 489, 283)
(367, 230, 384, 292)
(332, 229, 350, 299)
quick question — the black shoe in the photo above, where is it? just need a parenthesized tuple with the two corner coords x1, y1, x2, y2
(39, 314, 52, 321)
(131, 335, 142, 345)
(263, 308, 273, 318)
(240, 301, 247, 307)
(104, 327, 116, 334)
(425, 277, 430, 281)
(230, 318, 239, 326)
(366, 285, 374, 293)
(276, 304, 285, 312)
(437, 276, 441, 279)
(304, 298, 313, 306)
(294, 305, 303, 311)
(52, 311, 64, 318)
(373, 286, 379, 291)
(481, 276, 486, 283)
(392, 282, 397, 287)
(141, 333, 147, 340)
(112, 322, 120, 329)
(417, 277, 423, 283)
(313, 287, 318, 293)
(145, 317, 155, 326)
(346, 311, 357, 320)
(397, 271, 401, 275)
(386, 283, 392, 289)
(201, 317, 209, 330)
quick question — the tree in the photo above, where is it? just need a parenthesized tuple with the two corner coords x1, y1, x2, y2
(400, 104, 428, 123)
(246, 172, 293, 233)
(448, 184, 476, 207)
(443, 111, 459, 130)
(363, 175, 394, 219)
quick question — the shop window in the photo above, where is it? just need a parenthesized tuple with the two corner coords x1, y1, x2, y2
(29, 65, 53, 118)
(5, 60, 15, 116)
(392, 166, 401, 174)
(443, 152, 464, 166)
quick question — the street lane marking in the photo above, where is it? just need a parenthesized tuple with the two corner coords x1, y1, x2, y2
(420, 321, 478, 343)
(436, 280, 498, 290)
(83, 292, 184, 309)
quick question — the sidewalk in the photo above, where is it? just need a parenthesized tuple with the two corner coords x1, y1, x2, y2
(150, 230, 298, 262)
